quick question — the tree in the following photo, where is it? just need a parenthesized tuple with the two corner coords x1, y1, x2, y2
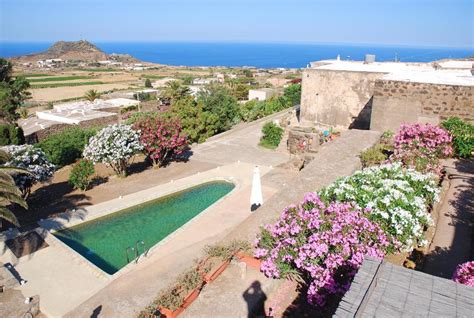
(230, 84, 250, 101)
(0, 58, 31, 122)
(169, 96, 219, 143)
(159, 80, 190, 104)
(2, 145, 55, 199)
(83, 124, 143, 177)
(84, 89, 100, 102)
(133, 116, 188, 167)
(0, 149, 28, 226)
(283, 83, 301, 106)
(197, 83, 239, 133)
(144, 78, 152, 88)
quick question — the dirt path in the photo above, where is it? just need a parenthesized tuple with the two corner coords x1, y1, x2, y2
(423, 159, 474, 279)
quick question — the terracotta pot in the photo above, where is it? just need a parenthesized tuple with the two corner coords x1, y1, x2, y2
(158, 306, 184, 318)
(236, 252, 262, 269)
(182, 287, 201, 309)
(204, 259, 230, 283)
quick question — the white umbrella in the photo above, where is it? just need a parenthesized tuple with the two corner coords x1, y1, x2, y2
(250, 166, 263, 211)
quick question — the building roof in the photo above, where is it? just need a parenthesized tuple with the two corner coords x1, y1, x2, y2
(36, 109, 115, 125)
(335, 257, 474, 317)
(18, 117, 61, 136)
(309, 59, 474, 86)
(53, 98, 139, 112)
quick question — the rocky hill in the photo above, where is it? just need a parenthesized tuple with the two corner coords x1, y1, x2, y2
(10, 40, 139, 63)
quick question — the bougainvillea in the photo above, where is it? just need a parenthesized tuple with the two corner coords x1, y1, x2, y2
(319, 162, 439, 252)
(83, 124, 143, 177)
(133, 116, 188, 167)
(1, 144, 55, 198)
(255, 193, 389, 307)
(452, 261, 474, 287)
(392, 123, 452, 174)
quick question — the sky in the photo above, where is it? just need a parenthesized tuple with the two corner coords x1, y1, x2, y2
(0, 0, 473, 48)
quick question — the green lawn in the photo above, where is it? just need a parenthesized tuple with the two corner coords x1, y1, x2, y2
(28, 76, 94, 83)
(78, 68, 118, 72)
(16, 73, 52, 78)
(31, 81, 105, 89)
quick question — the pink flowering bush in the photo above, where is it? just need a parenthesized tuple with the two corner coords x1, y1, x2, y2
(392, 123, 452, 174)
(255, 193, 389, 307)
(452, 261, 474, 287)
(134, 116, 188, 168)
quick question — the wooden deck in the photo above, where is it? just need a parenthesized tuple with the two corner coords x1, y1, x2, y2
(335, 257, 474, 317)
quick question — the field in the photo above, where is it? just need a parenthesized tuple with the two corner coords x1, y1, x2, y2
(31, 81, 105, 88)
(28, 75, 94, 82)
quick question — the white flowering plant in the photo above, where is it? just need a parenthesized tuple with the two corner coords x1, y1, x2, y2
(1, 144, 55, 198)
(83, 124, 143, 177)
(318, 162, 439, 252)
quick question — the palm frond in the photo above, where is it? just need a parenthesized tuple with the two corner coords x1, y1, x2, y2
(0, 206, 19, 226)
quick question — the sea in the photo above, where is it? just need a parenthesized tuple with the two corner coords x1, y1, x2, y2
(1, 42, 472, 69)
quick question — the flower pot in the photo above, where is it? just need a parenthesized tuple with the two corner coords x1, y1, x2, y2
(236, 252, 262, 269)
(204, 259, 230, 283)
(158, 306, 184, 318)
(182, 287, 201, 309)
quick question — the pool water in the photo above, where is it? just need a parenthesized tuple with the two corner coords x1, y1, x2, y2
(54, 181, 235, 274)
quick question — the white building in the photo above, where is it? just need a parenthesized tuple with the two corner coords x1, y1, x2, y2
(192, 78, 218, 85)
(248, 88, 279, 101)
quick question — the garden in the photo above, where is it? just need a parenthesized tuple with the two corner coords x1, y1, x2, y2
(253, 119, 473, 308)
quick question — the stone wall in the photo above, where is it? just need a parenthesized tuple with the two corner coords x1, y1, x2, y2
(301, 69, 384, 129)
(26, 114, 118, 144)
(371, 80, 474, 132)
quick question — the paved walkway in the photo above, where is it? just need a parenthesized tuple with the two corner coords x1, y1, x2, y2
(190, 109, 291, 166)
(424, 159, 474, 279)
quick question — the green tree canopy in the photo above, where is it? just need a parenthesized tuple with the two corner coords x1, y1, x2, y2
(159, 80, 190, 104)
(196, 83, 239, 133)
(0, 58, 31, 123)
(283, 83, 301, 106)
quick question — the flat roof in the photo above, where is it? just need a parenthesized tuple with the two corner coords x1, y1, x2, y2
(383, 69, 474, 86)
(309, 59, 474, 86)
(18, 117, 62, 136)
(54, 98, 139, 112)
(37, 109, 116, 125)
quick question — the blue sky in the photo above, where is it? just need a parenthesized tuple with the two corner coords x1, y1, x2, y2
(1, 0, 473, 48)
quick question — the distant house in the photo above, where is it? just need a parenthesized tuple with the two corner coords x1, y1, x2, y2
(152, 77, 176, 88)
(192, 77, 218, 85)
(248, 88, 279, 101)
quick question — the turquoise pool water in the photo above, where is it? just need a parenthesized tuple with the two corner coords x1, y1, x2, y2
(54, 181, 235, 274)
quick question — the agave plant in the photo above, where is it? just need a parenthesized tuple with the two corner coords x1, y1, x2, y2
(0, 150, 28, 226)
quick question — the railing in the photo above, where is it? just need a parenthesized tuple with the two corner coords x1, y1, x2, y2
(124, 239, 148, 265)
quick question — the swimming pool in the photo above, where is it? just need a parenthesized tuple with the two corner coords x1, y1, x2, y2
(54, 181, 235, 274)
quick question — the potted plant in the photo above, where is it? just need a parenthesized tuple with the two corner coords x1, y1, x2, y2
(153, 268, 205, 317)
(199, 241, 250, 283)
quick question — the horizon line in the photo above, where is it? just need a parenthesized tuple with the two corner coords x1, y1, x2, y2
(1, 39, 473, 50)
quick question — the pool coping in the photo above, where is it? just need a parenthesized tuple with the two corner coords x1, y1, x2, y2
(36, 167, 248, 280)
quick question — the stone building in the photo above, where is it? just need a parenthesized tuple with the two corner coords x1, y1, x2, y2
(300, 59, 474, 131)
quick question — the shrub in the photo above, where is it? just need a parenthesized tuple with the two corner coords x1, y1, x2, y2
(144, 78, 152, 88)
(319, 162, 439, 252)
(452, 261, 474, 287)
(255, 193, 389, 307)
(441, 117, 473, 158)
(260, 122, 284, 149)
(83, 124, 143, 177)
(1, 145, 55, 198)
(38, 127, 97, 167)
(133, 116, 188, 167)
(392, 123, 452, 174)
(69, 160, 95, 191)
(0, 124, 24, 146)
(360, 143, 391, 167)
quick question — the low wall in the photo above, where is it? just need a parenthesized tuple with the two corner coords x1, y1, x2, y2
(301, 69, 384, 129)
(371, 80, 474, 132)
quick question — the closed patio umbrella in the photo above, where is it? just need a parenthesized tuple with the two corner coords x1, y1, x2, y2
(250, 166, 263, 212)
